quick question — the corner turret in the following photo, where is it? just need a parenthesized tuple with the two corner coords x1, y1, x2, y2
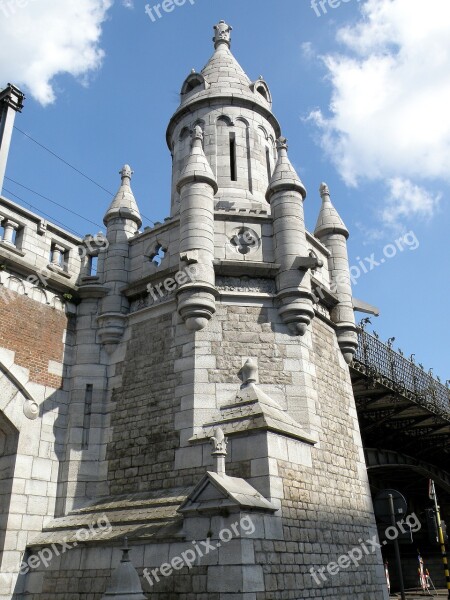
(314, 183, 358, 363)
(176, 127, 217, 331)
(266, 138, 314, 335)
(167, 20, 280, 212)
(97, 165, 141, 352)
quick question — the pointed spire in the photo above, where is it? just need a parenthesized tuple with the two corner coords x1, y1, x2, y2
(169, 22, 281, 140)
(213, 20, 232, 49)
(101, 538, 147, 599)
(103, 165, 142, 228)
(176, 126, 218, 194)
(266, 137, 307, 201)
(314, 182, 349, 240)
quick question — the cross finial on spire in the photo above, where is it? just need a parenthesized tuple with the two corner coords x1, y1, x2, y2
(213, 20, 232, 49)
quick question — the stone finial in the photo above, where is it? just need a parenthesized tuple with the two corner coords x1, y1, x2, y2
(211, 427, 227, 454)
(119, 164, 133, 182)
(191, 125, 204, 144)
(320, 182, 330, 197)
(213, 20, 232, 49)
(240, 358, 259, 387)
(276, 137, 288, 152)
(210, 427, 227, 476)
(121, 537, 130, 562)
(266, 136, 307, 202)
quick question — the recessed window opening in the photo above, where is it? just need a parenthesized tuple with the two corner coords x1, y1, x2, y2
(229, 133, 237, 182)
(90, 256, 98, 276)
(257, 85, 268, 101)
(266, 147, 272, 182)
(82, 384, 93, 449)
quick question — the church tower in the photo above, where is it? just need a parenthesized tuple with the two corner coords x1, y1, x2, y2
(13, 21, 389, 600)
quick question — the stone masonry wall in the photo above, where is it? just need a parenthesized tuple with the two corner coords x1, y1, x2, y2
(24, 300, 387, 599)
(255, 317, 385, 599)
(107, 311, 196, 494)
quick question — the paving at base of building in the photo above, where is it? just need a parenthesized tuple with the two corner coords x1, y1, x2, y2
(392, 591, 450, 598)
(0, 18, 448, 600)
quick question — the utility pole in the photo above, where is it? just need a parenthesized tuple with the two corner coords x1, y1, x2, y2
(0, 83, 25, 193)
(430, 480, 450, 599)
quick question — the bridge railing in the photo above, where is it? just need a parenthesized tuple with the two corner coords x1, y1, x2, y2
(352, 329, 450, 420)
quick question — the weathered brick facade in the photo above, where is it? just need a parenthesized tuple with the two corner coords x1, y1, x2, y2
(0, 290, 71, 388)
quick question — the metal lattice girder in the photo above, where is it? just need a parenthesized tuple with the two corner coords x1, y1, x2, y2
(352, 329, 450, 420)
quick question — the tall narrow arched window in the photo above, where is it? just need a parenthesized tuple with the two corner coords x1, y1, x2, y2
(229, 133, 237, 181)
(266, 147, 272, 182)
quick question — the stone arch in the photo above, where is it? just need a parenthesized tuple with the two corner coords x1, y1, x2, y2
(215, 114, 253, 191)
(6, 276, 25, 295)
(29, 286, 49, 304)
(216, 114, 234, 127)
(180, 72, 208, 97)
(365, 447, 450, 494)
(179, 126, 191, 142)
(251, 79, 272, 106)
(52, 296, 65, 311)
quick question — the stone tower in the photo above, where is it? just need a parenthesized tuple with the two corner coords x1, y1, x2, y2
(1, 21, 389, 600)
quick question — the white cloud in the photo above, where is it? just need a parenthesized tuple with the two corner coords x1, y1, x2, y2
(382, 178, 441, 227)
(0, 0, 112, 105)
(122, 0, 134, 7)
(308, 0, 450, 224)
(301, 42, 315, 61)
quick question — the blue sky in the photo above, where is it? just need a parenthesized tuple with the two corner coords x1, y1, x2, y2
(1, 0, 449, 379)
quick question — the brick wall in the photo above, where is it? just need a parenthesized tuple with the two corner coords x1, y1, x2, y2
(0, 290, 70, 389)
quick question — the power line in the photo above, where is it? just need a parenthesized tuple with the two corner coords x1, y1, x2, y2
(2, 187, 83, 237)
(13, 125, 155, 226)
(13, 126, 115, 197)
(5, 176, 104, 230)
